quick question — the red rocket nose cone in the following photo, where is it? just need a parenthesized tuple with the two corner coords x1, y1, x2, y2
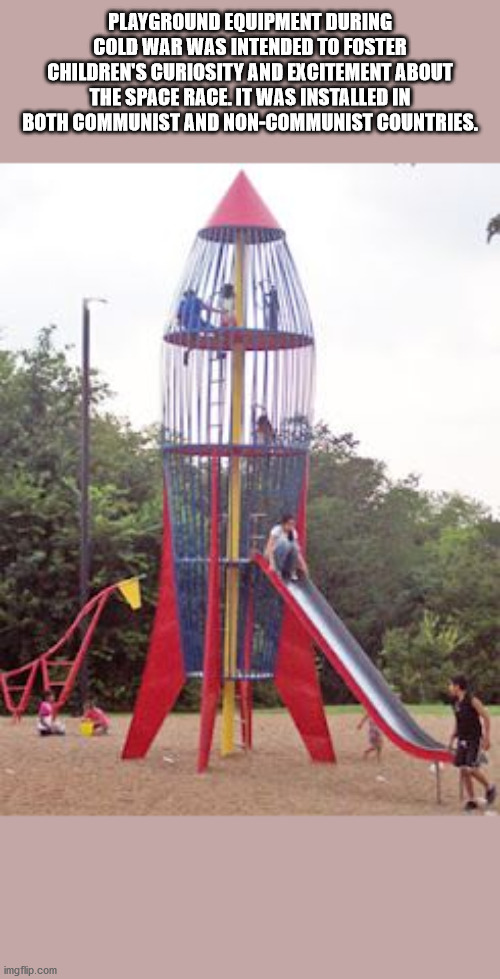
(204, 170, 282, 231)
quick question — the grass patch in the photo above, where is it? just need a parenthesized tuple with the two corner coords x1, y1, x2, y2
(325, 703, 500, 717)
(252, 703, 500, 717)
(87, 705, 500, 719)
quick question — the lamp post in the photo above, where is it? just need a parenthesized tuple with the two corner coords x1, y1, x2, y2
(79, 297, 107, 707)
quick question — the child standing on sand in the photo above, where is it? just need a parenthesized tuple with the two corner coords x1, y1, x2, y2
(357, 711, 383, 762)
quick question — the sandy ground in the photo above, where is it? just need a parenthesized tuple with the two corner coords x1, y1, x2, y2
(1, 711, 498, 816)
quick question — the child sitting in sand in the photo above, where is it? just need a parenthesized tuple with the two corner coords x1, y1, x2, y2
(357, 711, 383, 762)
(82, 701, 110, 735)
(37, 691, 66, 736)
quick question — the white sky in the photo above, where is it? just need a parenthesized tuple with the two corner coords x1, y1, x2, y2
(1, 162, 499, 514)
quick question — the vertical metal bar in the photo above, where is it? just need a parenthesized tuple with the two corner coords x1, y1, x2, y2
(78, 297, 106, 708)
(436, 763, 442, 806)
(221, 230, 244, 755)
(78, 300, 91, 708)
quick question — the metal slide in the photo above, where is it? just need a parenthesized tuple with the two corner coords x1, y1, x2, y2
(255, 556, 451, 763)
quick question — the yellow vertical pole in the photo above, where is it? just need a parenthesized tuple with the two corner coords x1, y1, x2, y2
(221, 231, 244, 755)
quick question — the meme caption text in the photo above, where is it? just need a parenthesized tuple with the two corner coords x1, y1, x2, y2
(22, 9, 479, 135)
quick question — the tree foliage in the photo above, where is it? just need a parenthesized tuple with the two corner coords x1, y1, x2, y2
(380, 612, 458, 702)
(0, 328, 161, 707)
(1, 328, 499, 708)
(307, 424, 499, 704)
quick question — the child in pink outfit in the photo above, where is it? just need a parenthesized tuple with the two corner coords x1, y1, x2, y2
(83, 702, 110, 735)
(37, 691, 66, 736)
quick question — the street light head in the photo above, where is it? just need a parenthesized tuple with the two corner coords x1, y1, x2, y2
(83, 297, 108, 307)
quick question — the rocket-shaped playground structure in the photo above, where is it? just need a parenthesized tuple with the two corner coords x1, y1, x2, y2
(123, 172, 450, 771)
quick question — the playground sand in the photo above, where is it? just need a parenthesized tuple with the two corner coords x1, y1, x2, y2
(1, 712, 498, 816)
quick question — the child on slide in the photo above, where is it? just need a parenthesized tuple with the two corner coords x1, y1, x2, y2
(264, 513, 308, 582)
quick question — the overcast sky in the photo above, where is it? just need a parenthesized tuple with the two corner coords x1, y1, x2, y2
(1, 162, 499, 514)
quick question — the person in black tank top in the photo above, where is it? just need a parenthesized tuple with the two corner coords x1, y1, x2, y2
(448, 675, 497, 812)
(453, 692, 482, 743)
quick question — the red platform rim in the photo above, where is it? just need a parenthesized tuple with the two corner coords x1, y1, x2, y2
(164, 327, 313, 352)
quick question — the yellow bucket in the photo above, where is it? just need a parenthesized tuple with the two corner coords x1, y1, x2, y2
(80, 720, 94, 737)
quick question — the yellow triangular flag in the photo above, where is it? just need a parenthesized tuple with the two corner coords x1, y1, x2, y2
(117, 577, 141, 610)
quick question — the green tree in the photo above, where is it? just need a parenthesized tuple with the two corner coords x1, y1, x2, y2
(307, 424, 500, 704)
(0, 327, 161, 706)
(380, 611, 460, 702)
(2, 346, 499, 710)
